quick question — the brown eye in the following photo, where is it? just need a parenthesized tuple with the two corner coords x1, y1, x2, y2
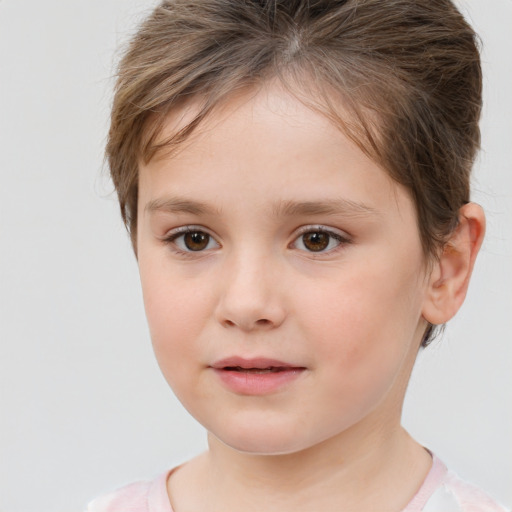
(165, 227, 220, 254)
(292, 227, 348, 254)
(301, 232, 330, 252)
(183, 231, 210, 251)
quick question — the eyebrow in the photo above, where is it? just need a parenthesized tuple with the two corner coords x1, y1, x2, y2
(145, 197, 221, 216)
(271, 198, 379, 218)
(144, 196, 378, 218)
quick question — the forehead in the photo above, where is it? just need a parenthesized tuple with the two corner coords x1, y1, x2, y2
(138, 82, 411, 225)
(143, 75, 382, 166)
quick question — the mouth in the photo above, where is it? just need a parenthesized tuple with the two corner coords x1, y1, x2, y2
(223, 366, 297, 374)
(210, 357, 306, 395)
(211, 357, 305, 372)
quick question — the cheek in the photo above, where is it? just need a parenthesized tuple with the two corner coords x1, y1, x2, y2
(297, 261, 424, 377)
(295, 284, 414, 426)
(139, 263, 212, 383)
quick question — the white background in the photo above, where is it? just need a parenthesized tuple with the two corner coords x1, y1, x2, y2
(0, 1, 510, 510)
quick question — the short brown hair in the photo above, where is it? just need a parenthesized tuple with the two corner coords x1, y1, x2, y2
(107, 0, 482, 345)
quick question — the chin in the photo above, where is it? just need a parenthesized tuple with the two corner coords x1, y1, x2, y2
(209, 422, 314, 456)
(218, 436, 304, 456)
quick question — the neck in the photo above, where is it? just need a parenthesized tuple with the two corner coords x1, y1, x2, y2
(208, 415, 400, 488)
(169, 418, 432, 512)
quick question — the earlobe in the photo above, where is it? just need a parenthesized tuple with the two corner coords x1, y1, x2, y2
(422, 203, 486, 326)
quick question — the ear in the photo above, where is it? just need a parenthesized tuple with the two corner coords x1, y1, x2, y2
(422, 203, 486, 325)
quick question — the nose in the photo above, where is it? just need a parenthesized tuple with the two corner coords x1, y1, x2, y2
(214, 253, 287, 332)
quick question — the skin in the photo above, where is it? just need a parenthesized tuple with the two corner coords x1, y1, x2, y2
(136, 82, 485, 511)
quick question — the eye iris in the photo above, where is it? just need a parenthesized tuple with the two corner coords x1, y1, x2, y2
(303, 232, 329, 252)
(184, 231, 209, 251)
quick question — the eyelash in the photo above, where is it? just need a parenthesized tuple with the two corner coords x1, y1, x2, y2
(162, 226, 220, 258)
(161, 225, 352, 257)
(290, 226, 352, 256)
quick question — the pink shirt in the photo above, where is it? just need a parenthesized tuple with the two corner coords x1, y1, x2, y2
(86, 455, 508, 512)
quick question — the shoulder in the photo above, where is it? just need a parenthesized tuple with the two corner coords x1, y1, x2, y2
(436, 469, 509, 512)
(86, 480, 151, 512)
(405, 455, 508, 512)
(85, 471, 173, 512)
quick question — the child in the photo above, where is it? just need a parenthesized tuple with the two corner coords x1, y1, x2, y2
(87, 0, 507, 510)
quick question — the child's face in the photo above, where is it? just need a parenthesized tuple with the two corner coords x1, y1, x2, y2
(137, 83, 431, 455)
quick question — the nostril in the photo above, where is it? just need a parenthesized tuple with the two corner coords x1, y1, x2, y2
(222, 318, 272, 329)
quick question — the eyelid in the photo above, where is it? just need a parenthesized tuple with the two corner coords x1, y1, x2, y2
(161, 225, 221, 254)
(162, 224, 214, 238)
(293, 224, 351, 239)
(290, 225, 352, 253)
(159, 224, 351, 256)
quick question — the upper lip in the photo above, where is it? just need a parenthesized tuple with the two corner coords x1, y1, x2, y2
(210, 357, 304, 370)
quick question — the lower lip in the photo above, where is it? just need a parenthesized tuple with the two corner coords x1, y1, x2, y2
(212, 368, 305, 395)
